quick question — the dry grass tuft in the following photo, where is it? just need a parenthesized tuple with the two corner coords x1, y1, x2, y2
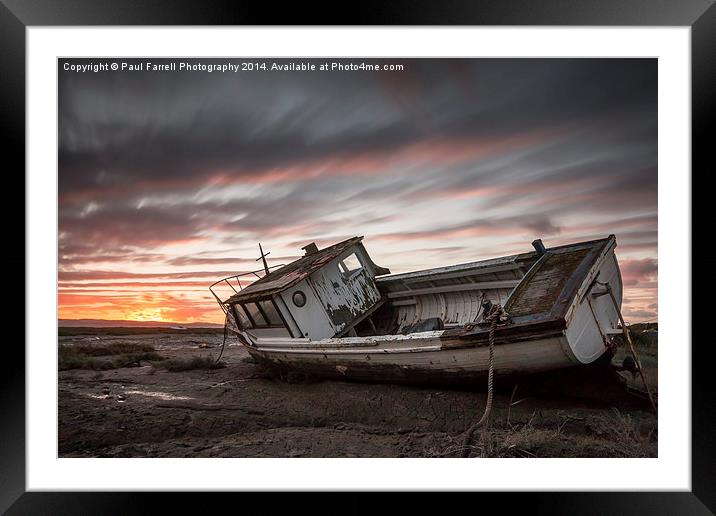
(589, 408, 656, 457)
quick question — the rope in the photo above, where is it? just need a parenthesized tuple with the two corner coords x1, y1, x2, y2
(462, 292, 487, 332)
(214, 309, 230, 364)
(461, 303, 505, 457)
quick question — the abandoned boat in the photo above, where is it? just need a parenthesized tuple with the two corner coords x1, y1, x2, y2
(209, 235, 625, 385)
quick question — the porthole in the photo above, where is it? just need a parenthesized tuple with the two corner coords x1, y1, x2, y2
(292, 290, 307, 307)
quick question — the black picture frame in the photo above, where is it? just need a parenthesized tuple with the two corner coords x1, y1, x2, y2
(2, 0, 708, 511)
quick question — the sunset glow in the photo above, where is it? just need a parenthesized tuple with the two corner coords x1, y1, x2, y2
(59, 58, 657, 325)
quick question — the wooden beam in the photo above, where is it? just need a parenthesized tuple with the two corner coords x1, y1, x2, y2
(391, 299, 417, 307)
(381, 262, 522, 285)
(386, 280, 521, 299)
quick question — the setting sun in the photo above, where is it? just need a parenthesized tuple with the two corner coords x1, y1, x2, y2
(125, 307, 168, 322)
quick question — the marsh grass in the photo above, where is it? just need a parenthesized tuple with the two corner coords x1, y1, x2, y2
(58, 343, 163, 370)
(429, 408, 656, 458)
(63, 342, 156, 356)
(589, 408, 657, 457)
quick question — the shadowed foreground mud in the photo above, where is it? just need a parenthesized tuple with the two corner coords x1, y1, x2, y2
(58, 333, 657, 458)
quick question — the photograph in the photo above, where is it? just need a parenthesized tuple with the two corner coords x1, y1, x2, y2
(57, 57, 658, 459)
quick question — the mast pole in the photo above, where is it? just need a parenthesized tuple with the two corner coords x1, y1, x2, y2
(258, 243, 271, 276)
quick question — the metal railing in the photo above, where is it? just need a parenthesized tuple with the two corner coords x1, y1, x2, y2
(209, 264, 285, 313)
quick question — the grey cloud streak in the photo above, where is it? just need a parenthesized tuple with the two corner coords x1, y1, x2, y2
(59, 59, 656, 201)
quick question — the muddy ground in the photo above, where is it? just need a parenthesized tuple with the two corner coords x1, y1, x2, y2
(58, 331, 657, 458)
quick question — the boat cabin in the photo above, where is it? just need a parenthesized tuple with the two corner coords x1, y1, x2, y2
(222, 237, 390, 339)
(214, 234, 621, 355)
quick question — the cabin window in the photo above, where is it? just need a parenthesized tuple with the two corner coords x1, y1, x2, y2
(232, 304, 252, 329)
(243, 302, 267, 326)
(292, 290, 307, 307)
(259, 300, 283, 326)
(339, 253, 363, 276)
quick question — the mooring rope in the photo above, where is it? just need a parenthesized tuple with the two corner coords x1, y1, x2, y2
(214, 309, 230, 364)
(461, 303, 505, 457)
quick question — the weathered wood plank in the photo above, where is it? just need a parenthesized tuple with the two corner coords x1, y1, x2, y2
(386, 280, 520, 299)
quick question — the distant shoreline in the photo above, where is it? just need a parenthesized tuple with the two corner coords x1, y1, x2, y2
(58, 318, 223, 329)
(59, 326, 224, 336)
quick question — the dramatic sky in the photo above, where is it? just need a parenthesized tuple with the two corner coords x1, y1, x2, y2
(58, 58, 657, 324)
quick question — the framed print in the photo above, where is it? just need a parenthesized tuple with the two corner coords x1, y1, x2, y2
(2, 0, 709, 511)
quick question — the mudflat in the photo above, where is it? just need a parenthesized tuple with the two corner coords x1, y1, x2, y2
(58, 330, 657, 458)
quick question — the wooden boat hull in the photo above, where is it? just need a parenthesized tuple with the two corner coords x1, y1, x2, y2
(239, 329, 579, 386)
(224, 235, 624, 387)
